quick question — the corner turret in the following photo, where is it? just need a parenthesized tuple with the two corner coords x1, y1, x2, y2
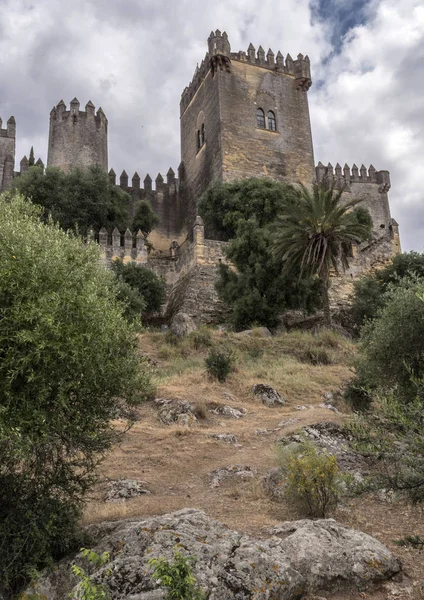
(208, 30, 231, 76)
(0, 115, 16, 191)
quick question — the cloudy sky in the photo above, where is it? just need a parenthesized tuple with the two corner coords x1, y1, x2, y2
(1, 0, 423, 250)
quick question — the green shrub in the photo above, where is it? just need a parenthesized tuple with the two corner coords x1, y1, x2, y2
(358, 279, 424, 401)
(393, 535, 424, 549)
(164, 331, 181, 346)
(277, 442, 342, 517)
(344, 376, 373, 412)
(0, 195, 148, 596)
(111, 260, 166, 317)
(350, 251, 424, 331)
(205, 347, 235, 383)
(70, 548, 112, 600)
(149, 548, 204, 599)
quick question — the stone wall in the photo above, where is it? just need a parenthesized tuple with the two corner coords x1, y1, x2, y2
(0, 116, 16, 192)
(47, 99, 108, 172)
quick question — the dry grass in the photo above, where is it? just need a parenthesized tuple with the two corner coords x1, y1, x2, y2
(83, 328, 424, 597)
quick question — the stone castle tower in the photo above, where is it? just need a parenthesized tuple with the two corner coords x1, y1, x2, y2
(0, 116, 16, 192)
(180, 30, 315, 216)
(47, 98, 108, 172)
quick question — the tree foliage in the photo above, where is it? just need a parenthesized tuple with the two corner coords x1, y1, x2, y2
(132, 200, 159, 237)
(357, 278, 424, 401)
(11, 165, 136, 236)
(111, 260, 166, 317)
(272, 183, 372, 327)
(350, 251, 424, 330)
(198, 179, 321, 330)
(149, 549, 204, 600)
(0, 194, 152, 596)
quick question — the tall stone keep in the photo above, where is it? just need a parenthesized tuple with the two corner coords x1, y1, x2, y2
(0, 116, 16, 192)
(47, 99, 108, 172)
(180, 30, 315, 214)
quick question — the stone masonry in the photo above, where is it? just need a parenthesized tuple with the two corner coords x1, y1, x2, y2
(2, 29, 401, 321)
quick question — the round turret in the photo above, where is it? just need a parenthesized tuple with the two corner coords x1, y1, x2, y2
(207, 29, 231, 57)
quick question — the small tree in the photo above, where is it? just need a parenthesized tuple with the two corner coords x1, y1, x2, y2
(199, 179, 321, 330)
(272, 183, 372, 327)
(111, 260, 166, 317)
(0, 194, 152, 596)
(132, 200, 159, 237)
(28, 146, 35, 167)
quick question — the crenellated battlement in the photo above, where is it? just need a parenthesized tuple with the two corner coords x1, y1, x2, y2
(49, 98, 107, 127)
(316, 162, 391, 193)
(0, 116, 16, 139)
(180, 30, 312, 114)
(109, 167, 179, 195)
(48, 98, 108, 172)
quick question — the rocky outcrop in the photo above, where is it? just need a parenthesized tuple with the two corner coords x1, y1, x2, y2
(154, 398, 197, 426)
(25, 509, 401, 600)
(105, 479, 151, 502)
(170, 312, 197, 337)
(252, 383, 286, 407)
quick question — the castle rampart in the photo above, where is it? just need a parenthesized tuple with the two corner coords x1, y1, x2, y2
(108, 166, 188, 251)
(0, 116, 16, 192)
(47, 99, 108, 172)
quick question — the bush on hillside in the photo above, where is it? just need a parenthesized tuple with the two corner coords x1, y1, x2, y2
(277, 442, 342, 517)
(357, 278, 424, 401)
(350, 251, 424, 331)
(205, 347, 235, 383)
(0, 194, 151, 596)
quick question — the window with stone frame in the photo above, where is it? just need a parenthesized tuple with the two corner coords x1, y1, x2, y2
(267, 111, 276, 131)
(197, 123, 205, 151)
(256, 108, 265, 129)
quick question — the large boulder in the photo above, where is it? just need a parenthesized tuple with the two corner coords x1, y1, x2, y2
(24, 509, 401, 600)
(270, 518, 401, 591)
(170, 312, 196, 337)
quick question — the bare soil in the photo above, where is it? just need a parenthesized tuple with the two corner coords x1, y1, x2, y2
(83, 329, 424, 600)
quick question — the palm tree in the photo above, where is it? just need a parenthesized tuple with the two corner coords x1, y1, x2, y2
(272, 182, 372, 327)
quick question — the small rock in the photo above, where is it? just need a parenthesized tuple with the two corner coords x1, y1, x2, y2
(319, 402, 339, 413)
(255, 428, 270, 436)
(210, 465, 255, 487)
(210, 433, 237, 443)
(155, 398, 197, 426)
(105, 479, 151, 502)
(210, 404, 246, 419)
(278, 418, 301, 428)
(295, 404, 313, 410)
(252, 383, 285, 407)
(170, 312, 197, 337)
(263, 468, 286, 501)
(236, 327, 272, 337)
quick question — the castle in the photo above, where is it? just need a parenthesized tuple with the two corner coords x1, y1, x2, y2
(0, 30, 401, 322)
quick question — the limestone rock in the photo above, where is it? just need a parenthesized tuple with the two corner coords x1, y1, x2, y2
(105, 479, 151, 502)
(170, 312, 196, 337)
(236, 327, 272, 337)
(210, 433, 238, 443)
(263, 467, 286, 501)
(251, 383, 285, 407)
(282, 422, 368, 475)
(270, 519, 401, 590)
(24, 510, 400, 599)
(210, 465, 255, 487)
(154, 398, 197, 426)
(209, 404, 246, 419)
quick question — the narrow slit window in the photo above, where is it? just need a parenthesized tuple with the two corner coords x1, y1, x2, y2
(256, 108, 265, 129)
(201, 123, 205, 145)
(267, 111, 276, 131)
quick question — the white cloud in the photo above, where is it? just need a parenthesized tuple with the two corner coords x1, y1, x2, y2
(0, 0, 423, 249)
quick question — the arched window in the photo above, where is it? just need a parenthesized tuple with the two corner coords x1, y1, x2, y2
(197, 124, 205, 151)
(256, 108, 265, 129)
(267, 111, 276, 131)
